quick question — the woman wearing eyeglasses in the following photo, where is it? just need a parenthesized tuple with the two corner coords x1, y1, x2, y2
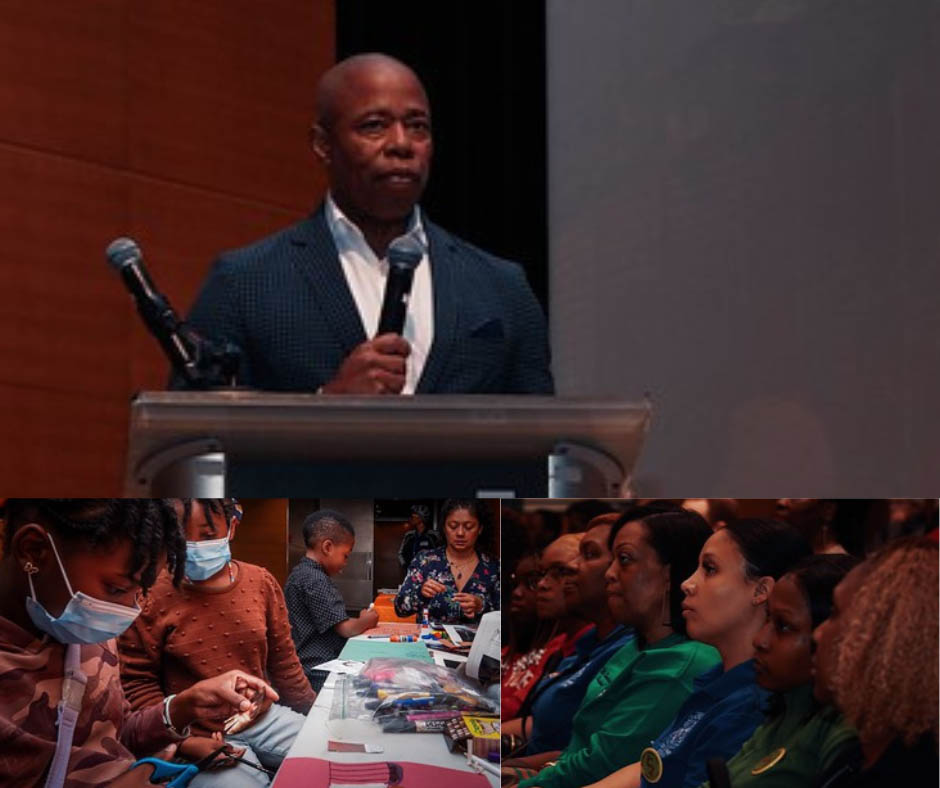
(393, 499, 499, 623)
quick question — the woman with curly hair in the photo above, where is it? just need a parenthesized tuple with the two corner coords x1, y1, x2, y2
(813, 536, 938, 785)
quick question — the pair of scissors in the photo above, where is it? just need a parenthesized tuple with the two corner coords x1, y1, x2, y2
(132, 746, 227, 787)
(216, 753, 277, 778)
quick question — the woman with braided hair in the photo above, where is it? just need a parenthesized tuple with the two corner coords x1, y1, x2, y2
(0, 499, 277, 788)
(813, 536, 938, 786)
(119, 499, 316, 785)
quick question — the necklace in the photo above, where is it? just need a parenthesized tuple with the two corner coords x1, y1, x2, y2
(446, 552, 476, 581)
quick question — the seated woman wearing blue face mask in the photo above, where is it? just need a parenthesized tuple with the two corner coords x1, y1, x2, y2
(0, 498, 278, 788)
(119, 499, 316, 785)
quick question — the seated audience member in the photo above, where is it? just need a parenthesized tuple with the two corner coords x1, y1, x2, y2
(502, 534, 590, 721)
(394, 499, 499, 623)
(503, 512, 637, 757)
(698, 554, 861, 788)
(562, 499, 617, 534)
(680, 499, 739, 531)
(813, 536, 938, 785)
(120, 499, 316, 781)
(585, 519, 812, 788)
(886, 498, 938, 538)
(284, 509, 379, 692)
(502, 551, 556, 717)
(775, 499, 847, 553)
(526, 509, 563, 549)
(774, 498, 889, 556)
(0, 499, 277, 788)
(509, 510, 720, 788)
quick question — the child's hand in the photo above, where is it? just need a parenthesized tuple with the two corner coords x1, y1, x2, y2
(223, 685, 273, 735)
(178, 734, 244, 769)
(360, 608, 380, 628)
(174, 670, 279, 732)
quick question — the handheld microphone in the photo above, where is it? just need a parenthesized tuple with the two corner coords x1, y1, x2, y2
(375, 236, 423, 337)
(105, 237, 198, 380)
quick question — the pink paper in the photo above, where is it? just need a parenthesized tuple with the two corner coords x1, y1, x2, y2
(273, 758, 489, 788)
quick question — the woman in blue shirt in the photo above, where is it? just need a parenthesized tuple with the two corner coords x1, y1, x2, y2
(585, 519, 811, 788)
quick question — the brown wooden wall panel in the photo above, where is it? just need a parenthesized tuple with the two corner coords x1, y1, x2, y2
(0, 2, 126, 165)
(0, 146, 129, 394)
(125, 178, 305, 389)
(0, 1, 335, 493)
(0, 386, 128, 493)
(128, 1, 330, 209)
(234, 498, 289, 585)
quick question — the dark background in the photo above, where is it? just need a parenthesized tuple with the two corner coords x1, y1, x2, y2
(337, 0, 549, 308)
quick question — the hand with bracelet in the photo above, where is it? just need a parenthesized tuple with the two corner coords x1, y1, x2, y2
(165, 669, 279, 735)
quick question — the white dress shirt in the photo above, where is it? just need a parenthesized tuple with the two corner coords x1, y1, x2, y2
(324, 195, 434, 394)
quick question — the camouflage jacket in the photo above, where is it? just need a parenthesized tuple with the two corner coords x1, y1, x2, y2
(0, 614, 176, 787)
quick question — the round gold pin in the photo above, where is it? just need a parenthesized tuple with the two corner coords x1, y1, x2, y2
(751, 746, 786, 775)
(640, 747, 664, 783)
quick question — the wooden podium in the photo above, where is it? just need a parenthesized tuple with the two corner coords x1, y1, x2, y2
(124, 392, 651, 497)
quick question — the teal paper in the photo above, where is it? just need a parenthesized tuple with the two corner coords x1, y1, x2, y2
(339, 639, 432, 663)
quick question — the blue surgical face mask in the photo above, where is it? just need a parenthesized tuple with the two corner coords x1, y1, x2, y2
(24, 532, 142, 644)
(185, 536, 231, 581)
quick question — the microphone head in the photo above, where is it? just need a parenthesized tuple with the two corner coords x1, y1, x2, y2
(387, 235, 424, 271)
(106, 237, 141, 271)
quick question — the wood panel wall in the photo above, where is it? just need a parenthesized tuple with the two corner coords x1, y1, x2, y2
(0, 1, 334, 493)
(234, 498, 290, 585)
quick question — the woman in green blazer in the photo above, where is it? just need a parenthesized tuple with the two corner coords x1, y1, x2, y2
(514, 509, 720, 788)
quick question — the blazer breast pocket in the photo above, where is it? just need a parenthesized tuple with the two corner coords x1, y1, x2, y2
(461, 326, 508, 375)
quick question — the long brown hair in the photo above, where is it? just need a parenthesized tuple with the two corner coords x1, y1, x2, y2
(833, 536, 939, 748)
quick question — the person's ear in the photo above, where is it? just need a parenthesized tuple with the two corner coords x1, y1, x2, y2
(11, 524, 53, 575)
(753, 576, 775, 606)
(321, 538, 334, 556)
(310, 123, 331, 165)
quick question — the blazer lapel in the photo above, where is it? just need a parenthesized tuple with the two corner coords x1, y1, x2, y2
(417, 220, 460, 393)
(289, 205, 367, 354)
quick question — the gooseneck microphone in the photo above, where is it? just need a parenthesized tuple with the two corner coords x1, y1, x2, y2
(105, 237, 241, 387)
(106, 237, 198, 378)
(375, 235, 424, 337)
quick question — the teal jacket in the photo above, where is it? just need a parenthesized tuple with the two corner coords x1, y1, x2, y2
(520, 633, 720, 788)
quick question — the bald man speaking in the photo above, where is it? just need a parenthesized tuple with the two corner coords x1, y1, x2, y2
(178, 53, 553, 394)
